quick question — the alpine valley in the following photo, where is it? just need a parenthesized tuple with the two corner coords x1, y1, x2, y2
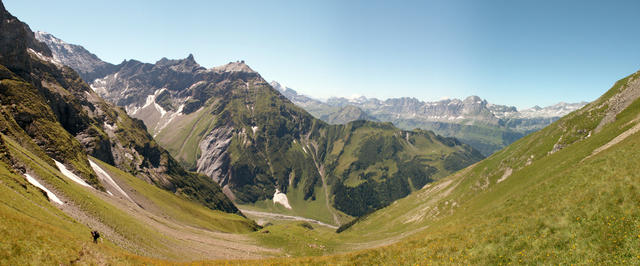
(36, 32, 484, 223)
(2, 1, 640, 265)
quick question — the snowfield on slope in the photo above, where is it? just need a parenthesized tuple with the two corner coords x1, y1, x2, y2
(89, 159, 134, 203)
(273, 189, 292, 209)
(24, 174, 64, 205)
(54, 160, 92, 188)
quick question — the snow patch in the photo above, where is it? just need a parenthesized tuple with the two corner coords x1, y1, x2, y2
(497, 168, 513, 183)
(273, 189, 292, 209)
(27, 48, 63, 68)
(154, 102, 167, 117)
(54, 160, 92, 188)
(24, 174, 64, 205)
(90, 77, 107, 93)
(154, 104, 185, 137)
(138, 89, 169, 118)
(103, 121, 117, 131)
(142, 94, 155, 109)
(89, 160, 134, 203)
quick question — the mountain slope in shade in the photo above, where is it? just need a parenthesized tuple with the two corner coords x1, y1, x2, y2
(0, 3, 238, 214)
(40, 33, 484, 223)
(270, 81, 586, 155)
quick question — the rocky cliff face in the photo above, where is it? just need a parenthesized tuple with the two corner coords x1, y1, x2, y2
(40, 34, 483, 222)
(34, 31, 118, 82)
(0, 4, 238, 214)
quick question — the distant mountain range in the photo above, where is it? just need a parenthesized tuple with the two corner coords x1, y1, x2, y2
(270, 81, 587, 155)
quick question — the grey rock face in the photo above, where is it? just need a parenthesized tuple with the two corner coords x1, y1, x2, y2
(34, 31, 118, 82)
(197, 127, 233, 196)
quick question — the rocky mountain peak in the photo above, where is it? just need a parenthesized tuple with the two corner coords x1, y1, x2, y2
(34, 31, 58, 45)
(212, 60, 256, 73)
(270, 80, 286, 92)
(463, 95, 485, 105)
(154, 54, 203, 73)
(34, 31, 117, 82)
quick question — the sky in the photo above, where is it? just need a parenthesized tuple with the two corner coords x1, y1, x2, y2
(5, 0, 640, 109)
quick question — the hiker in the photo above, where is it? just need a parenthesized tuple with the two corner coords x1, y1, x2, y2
(91, 230, 100, 244)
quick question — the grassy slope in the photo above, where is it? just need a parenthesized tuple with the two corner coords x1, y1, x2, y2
(90, 158, 258, 234)
(0, 164, 153, 264)
(0, 131, 257, 263)
(0, 136, 156, 264)
(154, 100, 218, 170)
(225, 71, 640, 264)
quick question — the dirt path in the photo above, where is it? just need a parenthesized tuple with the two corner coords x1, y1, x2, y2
(240, 209, 338, 229)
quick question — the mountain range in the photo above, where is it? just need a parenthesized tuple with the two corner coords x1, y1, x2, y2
(271, 81, 586, 155)
(36, 31, 483, 223)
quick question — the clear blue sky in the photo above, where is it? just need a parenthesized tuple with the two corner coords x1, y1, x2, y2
(5, 0, 640, 108)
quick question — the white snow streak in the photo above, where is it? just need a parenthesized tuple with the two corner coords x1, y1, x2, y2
(24, 174, 64, 205)
(89, 160, 134, 202)
(54, 160, 92, 188)
(273, 189, 292, 209)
